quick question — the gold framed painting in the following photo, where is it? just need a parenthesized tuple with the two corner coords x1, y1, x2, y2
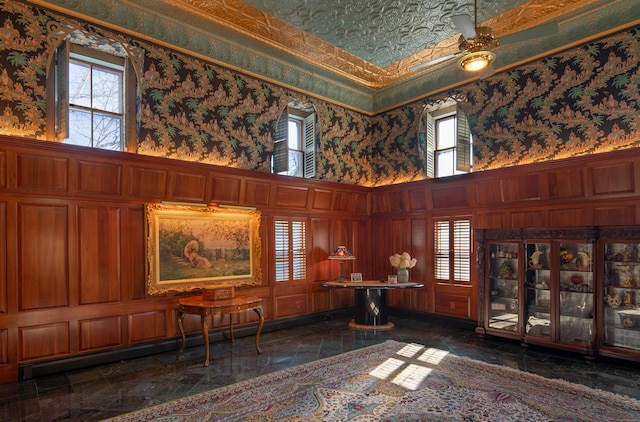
(145, 203, 262, 295)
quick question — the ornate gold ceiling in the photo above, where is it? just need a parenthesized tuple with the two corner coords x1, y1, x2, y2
(30, 0, 640, 113)
(168, 0, 600, 89)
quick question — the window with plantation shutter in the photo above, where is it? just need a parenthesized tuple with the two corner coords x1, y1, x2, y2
(419, 102, 472, 178)
(274, 219, 307, 282)
(434, 218, 471, 283)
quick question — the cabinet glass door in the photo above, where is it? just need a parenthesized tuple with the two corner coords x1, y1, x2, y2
(603, 243, 640, 351)
(487, 242, 519, 332)
(558, 242, 594, 345)
(524, 242, 551, 339)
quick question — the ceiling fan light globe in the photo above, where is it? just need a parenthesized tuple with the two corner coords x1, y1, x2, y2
(459, 50, 496, 72)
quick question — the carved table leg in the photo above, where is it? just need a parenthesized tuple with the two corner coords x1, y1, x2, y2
(177, 309, 186, 354)
(202, 314, 211, 367)
(253, 306, 264, 354)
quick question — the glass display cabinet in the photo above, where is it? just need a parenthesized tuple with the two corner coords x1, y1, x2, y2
(523, 238, 594, 354)
(601, 239, 640, 358)
(486, 241, 520, 337)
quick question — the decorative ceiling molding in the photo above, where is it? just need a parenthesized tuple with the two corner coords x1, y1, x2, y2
(27, 0, 640, 114)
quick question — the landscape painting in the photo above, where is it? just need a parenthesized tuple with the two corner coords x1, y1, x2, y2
(145, 203, 262, 295)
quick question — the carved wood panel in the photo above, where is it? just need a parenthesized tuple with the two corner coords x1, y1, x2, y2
(170, 171, 207, 202)
(128, 166, 167, 198)
(127, 311, 167, 343)
(210, 176, 241, 204)
(19, 322, 69, 361)
(77, 160, 122, 196)
(18, 203, 68, 310)
(79, 316, 122, 351)
(17, 153, 68, 191)
(77, 206, 121, 304)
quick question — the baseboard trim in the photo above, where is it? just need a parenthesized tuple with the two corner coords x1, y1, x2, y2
(19, 308, 354, 381)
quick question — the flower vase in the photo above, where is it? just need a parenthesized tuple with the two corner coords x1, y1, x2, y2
(397, 268, 409, 283)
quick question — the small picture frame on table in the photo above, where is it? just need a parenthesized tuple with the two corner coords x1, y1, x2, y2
(350, 273, 363, 282)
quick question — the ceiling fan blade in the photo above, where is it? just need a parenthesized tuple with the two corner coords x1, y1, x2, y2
(478, 63, 496, 80)
(451, 14, 477, 39)
(409, 54, 458, 72)
(500, 21, 559, 45)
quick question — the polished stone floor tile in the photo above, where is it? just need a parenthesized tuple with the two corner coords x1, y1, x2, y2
(1, 315, 640, 421)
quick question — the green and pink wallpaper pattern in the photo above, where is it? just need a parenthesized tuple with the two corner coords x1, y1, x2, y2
(0, 1, 639, 187)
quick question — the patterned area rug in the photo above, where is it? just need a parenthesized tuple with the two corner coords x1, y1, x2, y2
(106, 340, 640, 421)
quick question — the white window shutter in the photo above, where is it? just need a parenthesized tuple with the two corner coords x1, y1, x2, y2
(425, 112, 436, 178)
(303, 114, 315, 178)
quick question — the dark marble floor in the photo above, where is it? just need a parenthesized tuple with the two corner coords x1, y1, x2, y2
(2, 314, 640, 421)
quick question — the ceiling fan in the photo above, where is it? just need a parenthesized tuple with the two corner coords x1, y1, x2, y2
(409, 0, 558, 79)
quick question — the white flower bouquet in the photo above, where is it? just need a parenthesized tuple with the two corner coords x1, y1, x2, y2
(389, 252, 417, 269)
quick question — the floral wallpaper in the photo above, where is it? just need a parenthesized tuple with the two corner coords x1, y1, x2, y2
(0, 1, 639, 187)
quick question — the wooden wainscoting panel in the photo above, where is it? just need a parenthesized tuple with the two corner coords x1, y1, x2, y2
(275, 185, 309, 208)
(591, 162, 635, 195)
(372, 192, 390, 213)
(408, 188, 427, 211)
(475, 212, 505, 229)
(0, 150, 6, 188)
(431, 185, 468, 208)
(0, 329, 7, 364)
(210, 176, 241, 204)
(79, 316, 122, 351)
(128, 310, 167, 344)
(0, 201, 5, 314)
(18, 203, 68, 310)
(77, 160, 122, 196)
(331, 288, 353, 309)
(311, 288, 331, 313)
(274, 294, 307, 319)
(244, 180, 271, 206)
(511, 209, 547, 228)
(548, 168, 584, 199)
(77, 206, 121, 304)
(17, 153, 68, 191)
(334, 191, 368, 213)
(127, 167, 167, 198)
(508, 174, 541, 201)
(19, 322, 69, 361)
(594, 205, 636, 226)
(434, 292, 471, 319)
(311, 189, 333, 210)
(387, 190, 406, 212)
(170, 172, 207, 203)
(126, 206, 147, 300)
(475, 179, 504, 206)
(549, 207, 592, 227)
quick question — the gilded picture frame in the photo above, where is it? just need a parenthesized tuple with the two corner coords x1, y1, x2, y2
(145, 203, 262, 295)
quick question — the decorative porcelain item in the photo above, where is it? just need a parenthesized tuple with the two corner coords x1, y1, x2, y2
(529, 251, 544, 268)
(619, 313, 636, 328)
(559, 249, 574, 264)
(605, 294, 622, 309)
(616, 265, 633, 287)
(575, 251, 591, 271)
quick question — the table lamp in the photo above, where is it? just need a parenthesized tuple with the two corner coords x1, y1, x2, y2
(328, 245, 356, 282)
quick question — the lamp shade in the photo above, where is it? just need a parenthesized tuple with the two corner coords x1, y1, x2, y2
(458, 50, 495, 72)
(328, 245, 355, 260)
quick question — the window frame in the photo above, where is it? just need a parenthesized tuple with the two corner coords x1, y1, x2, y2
(273, 106, 316, 178)
(274, 217, 308, 283)
(434, 217, 472, 284)
(420, 102, 472, 178)
(47, 41, 137, 152)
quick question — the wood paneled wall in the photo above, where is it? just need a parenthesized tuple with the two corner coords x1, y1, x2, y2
(371, 148, 640, 321)
(2, 135, 640, 384)
(0, 135, 369, 383)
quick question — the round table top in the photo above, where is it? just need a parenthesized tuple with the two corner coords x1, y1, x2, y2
(322, 280, 423, 289)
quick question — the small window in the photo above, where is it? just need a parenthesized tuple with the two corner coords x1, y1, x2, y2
(49, 41, 135, 151)
(273, 103, 316, 178)
(419, 101, 472, 178)
(274, 219, 307, 282)
(434, 218, 471, 283)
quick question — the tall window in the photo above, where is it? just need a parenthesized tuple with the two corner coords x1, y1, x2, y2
(274, 219, 307, 282)
(273, 104, 316, 178)
(434, 218, 471, 283)
(420, 102, 472, 178)
(50, 41, 134, 151)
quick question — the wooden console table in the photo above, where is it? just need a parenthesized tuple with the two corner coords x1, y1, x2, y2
(176, 294, 264, 367)
(323, 280, 423, 330)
